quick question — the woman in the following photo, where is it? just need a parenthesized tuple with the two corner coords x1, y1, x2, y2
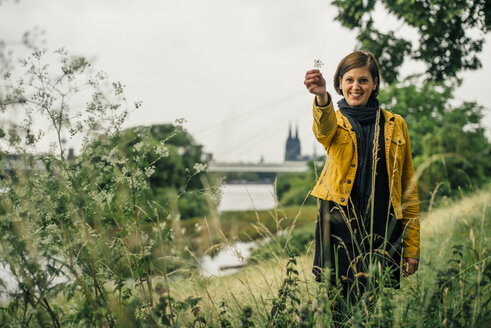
(303, 51, 420, 300)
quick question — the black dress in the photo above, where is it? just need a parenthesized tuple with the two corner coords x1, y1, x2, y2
(312, 111, 404, 294)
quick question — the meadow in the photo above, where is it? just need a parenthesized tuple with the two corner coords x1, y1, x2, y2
(163, 185, 491, 327)
(1, 48, 490, 327)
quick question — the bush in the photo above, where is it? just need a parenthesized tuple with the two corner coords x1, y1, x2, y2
(108, 124, 210, 220)
(0, 49, 202, 326)
(276, 160, 323, 206)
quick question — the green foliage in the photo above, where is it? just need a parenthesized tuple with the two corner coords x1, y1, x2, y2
(239, 306, 254, 328)
(222, 171, 260, 182)
(400, 207, 491, 327)
(0, 49, 203, 327)
(217, 301, 233, 328)
(332, 0, 490, 83)
(357, 23, 412, 84)
(269, 255, 302, 326)
(276, 160, 322, 206)
(152, 294, 202, 326)
(379, 81, 491, 203)
(109, 124, 209, 219)
(249, 224, 315, 263)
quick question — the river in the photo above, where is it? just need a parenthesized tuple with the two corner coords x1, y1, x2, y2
(217, 183, 276, 212)
(201, 183, 276, 276)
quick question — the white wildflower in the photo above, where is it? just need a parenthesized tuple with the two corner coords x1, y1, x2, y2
(133, 141, 144, 152)
(155, 141, 170, 157)
(144, 166, 155, 178)
(193, 162, 207, 174)
(175, 117, 187, 124)
(314, 59, 324, 68)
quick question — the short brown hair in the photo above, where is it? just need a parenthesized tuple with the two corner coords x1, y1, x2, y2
(333, 51, 381, 97)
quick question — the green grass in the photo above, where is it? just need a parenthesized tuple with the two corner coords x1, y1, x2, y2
(166, 186, 491, 327)
(2, 185, 489, 327)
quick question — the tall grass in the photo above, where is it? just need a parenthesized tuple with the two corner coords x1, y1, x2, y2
(166, 185, 490, 327)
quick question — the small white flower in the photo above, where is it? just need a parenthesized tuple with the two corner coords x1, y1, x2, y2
(155, 141, 170, 157)
(133, 141, 144, 152)
(314, 59, 324, 68)
(144, 166, 155, 177)
(193, 162, 207, 174)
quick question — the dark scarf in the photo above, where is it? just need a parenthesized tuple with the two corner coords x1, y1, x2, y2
(338, 95, 381, 217)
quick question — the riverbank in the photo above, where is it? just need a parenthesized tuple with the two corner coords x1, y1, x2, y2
(179, 204, 318, 255)
(0, 202, 317, 305)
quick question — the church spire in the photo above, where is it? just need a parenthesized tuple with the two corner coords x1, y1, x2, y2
(285, 121, 302, 161)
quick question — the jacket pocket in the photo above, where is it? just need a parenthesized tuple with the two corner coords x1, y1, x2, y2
(333, 130, 351, 144)
(389, 132, 406, 162)
(388, 133, 406, 207)
(392, 135, 406, 147)
(328, 130, 351, 155)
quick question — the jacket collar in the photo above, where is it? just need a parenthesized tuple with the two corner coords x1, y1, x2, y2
(381, 108, 396, 122)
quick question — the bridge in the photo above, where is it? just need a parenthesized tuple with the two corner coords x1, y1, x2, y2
(209, 161, 312, 173)
(208, 160, 324, 184)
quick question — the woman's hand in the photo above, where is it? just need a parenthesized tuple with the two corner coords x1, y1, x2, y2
(403, 257, 419, 276)
(304, 69, 329, 106)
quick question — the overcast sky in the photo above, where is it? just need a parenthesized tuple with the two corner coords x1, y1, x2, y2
(1, 0, 490, 163)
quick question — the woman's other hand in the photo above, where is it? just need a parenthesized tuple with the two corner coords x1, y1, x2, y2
(304, 69, 329, 106)
(403, 257, 419, 276)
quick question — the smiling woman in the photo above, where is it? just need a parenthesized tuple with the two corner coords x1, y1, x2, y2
(304, 51, 420, 323)
(333, 52, 380, 107)
(338, 66, 377, 107)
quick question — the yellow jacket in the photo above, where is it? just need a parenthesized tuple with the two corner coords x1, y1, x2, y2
(311, 99, 420, 259)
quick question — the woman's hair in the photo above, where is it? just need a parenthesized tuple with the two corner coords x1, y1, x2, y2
(333, 51, 381, 97)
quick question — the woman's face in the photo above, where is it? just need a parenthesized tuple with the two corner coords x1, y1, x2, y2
(339, 66, 377, 107)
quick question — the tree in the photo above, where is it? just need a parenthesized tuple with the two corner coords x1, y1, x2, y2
(109, 124, 210, 219)
(330, 0, 491, 202)
(333, 0, 490, 83)
(276, 161, 323, 206)
(378, 80, 491, 203)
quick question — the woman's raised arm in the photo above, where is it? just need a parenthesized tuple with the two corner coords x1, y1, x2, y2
(304, 69, 330, 106)
(305, 69, 337, 148)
